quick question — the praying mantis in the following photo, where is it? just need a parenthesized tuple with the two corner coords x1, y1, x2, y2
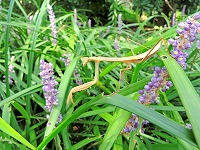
(67, 38, 164, 104)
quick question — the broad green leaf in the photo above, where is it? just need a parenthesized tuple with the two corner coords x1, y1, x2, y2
(0, 117, 35, 149)
(97, 94, 197, 149)
(159, 50, 200, 148)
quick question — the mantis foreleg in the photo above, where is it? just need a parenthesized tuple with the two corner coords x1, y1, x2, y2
(67, 61, 100, 104)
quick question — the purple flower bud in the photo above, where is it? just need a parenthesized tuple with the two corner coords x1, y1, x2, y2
(156, 77, 163, 82)
(151, 76, 157, 82)
(162, 87, 166, 92)
(150, 99, 154, 103)
(138, 90, 144, 94)
(154, 66, 161, 73)
(189, 36, 196, 42)
(176, 29, 183, 34)
(153, 82, 159, 88)
(172, 12, 176, 26)
(166, 81, 173, 87)
(139, 96, 145, 103)
(114, 39, 120, 50)
(181, 5, 186, 16)
(178, 22, 185, 27)
(194, 13, 200, 20)
(185, 123, 192, 129)
(151, 93, 156, 99)
(144, 85, 151, 91)
(56, 114, 63, 124)
(148, 81, 154, 87)
(74, 69, 83, 85)
(60, 54, 71, 67)
(74, 9, 78, 23)
(184, 42, 191, 49)
(184, 24, 190, 31)
(3, 56, 15, 84)
(168, 39, 178, 47)
(118, 13, 122, 34)
(134, 121, 138, 128)
(88, 19, 92, 28)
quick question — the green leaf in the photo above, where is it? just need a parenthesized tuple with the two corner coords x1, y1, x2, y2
(0, 117, 35, 149)
(99, 109, 131, 150)
(159, 50, 200, 148)
(71, 136, 101, 149)
(11, 101, 31, 124)
(0, 84, 42, 107)
(97, 94, 197, 149)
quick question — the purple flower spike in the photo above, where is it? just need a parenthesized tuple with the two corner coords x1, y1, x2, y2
(169, 14, 200, 70)
(39, 60, 62, 124)
(137, 66, 172, 105)
(118, 13, 122, 34)
(40, 60, 58, 112)
(181, 5, 186, 16)
(47, 4, 57, 46)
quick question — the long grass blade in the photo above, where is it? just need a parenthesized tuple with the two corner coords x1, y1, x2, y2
(159, 49, 200, 147)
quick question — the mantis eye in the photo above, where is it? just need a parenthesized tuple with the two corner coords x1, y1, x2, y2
(161, 55, 168, 60)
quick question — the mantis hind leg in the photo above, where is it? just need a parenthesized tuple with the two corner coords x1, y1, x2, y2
(67, 61, 100, 104)
(118, 62, 132, 90)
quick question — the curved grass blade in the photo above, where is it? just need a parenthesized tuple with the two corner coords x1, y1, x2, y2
(97, 94, 197, 149)
(0, 84, 42, 107)
(11, 101, 31, 124)
(99, 108, 131, 150)
(159, 50, 200, 148)
(0, 117, 35, 149)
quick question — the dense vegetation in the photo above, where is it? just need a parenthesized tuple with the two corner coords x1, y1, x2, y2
(0, 0, 200, 149)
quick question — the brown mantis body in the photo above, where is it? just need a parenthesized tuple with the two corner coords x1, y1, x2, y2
(67, 39, 163, 104)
